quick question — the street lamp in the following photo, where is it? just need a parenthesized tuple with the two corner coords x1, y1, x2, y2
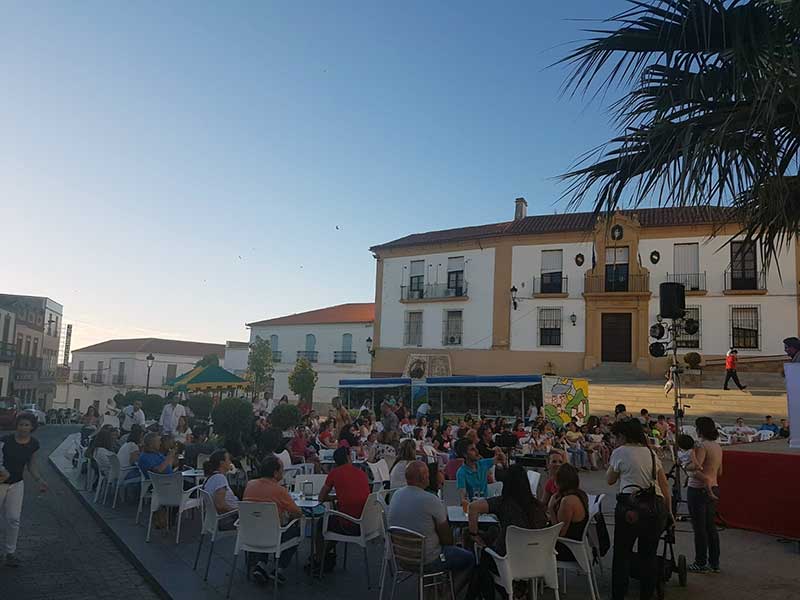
(145, 353, 155, 396)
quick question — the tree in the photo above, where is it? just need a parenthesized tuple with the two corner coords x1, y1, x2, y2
(247, 336, 274, 398)
(270, 403, 301, 431)
(211, 397, 253, 446)
(559, 0, 800, 264)
(288, 357, 318, 406)
(187, 394, 213, 420)
(195, 354, 220, 368)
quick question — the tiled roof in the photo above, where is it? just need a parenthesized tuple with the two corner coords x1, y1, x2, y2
(371, 206, 732, 251)
(72, 338, 225, 358)
(247, 303, 375, 327)
(225, 341, 250, 349)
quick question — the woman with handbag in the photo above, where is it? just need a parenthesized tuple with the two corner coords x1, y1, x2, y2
(607, 418, 672, 600)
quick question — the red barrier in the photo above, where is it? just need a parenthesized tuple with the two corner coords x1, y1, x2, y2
(718, 450, 800, 539)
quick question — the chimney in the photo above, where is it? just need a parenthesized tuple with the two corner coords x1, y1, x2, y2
(514, 197, 528, 221)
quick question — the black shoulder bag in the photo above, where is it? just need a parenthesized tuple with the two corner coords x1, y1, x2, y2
(617, 448, 661, 525)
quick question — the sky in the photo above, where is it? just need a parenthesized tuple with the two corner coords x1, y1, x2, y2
(1, 0, 631, 352)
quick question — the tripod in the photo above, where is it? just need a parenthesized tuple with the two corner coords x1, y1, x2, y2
(662, 318, 691, 518)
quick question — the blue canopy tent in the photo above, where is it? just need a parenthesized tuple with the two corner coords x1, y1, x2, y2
(425, 375, 542, 419)
(337, 378, 411, 411)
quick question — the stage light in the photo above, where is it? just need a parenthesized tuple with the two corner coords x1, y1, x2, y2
(684, 318, 699, 335)
(649, 342, 666, 358)
(649, 323, 666, 339)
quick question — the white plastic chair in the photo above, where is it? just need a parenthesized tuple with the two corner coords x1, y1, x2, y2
(292, 473, 328, 495)
(276, 449, 294, 470)
(196, 453, 211, 469)
(368, 461, 385, 491)
(104, 454, 141, 507)
(146, 472, 202, 543)
(93, 450, 114, 503)
(76, 445, 93, 491)
(527, 470, 542, 497)
(557, 514, 599, 600)
(135, 469, 153, 524)
(194, 488, 238, 581)
(226, 501, 301, 599)
(487, 482, 503, 498)
(319, 492, 384, 588)
(441, 479, 461, 507)
(756, 430, 775, 441)
(386, 526, 455, 600)
(485, 523, 562, 600)
(319, 448, 335, 462)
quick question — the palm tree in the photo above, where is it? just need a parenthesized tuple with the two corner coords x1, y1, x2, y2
(559, 0, 800, 263)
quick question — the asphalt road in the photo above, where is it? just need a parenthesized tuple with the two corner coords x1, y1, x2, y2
(0, 425, 159, 600)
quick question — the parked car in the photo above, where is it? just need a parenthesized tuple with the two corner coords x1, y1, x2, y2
(0, 398, 18, 429)
(21, 403, 47, 425)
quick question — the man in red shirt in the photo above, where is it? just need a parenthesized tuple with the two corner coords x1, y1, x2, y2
(724, 349, 747, 391)
(319, 447, 369, 530)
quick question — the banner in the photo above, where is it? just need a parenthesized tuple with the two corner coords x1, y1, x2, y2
(542, 376, 590, 426)
(784, 363, 800, 450)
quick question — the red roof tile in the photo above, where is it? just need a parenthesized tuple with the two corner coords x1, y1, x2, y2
(73, 338, 225, 358)
(246, 303, 375, 327)
(371, 206, 732, 251)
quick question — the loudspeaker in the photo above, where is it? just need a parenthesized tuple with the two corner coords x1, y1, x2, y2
(659, 282, 686, 319)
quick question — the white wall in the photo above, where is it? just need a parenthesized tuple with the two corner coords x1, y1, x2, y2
(379, 248, 495, 349)
(248, 322, 372, 405)
(641, 236, 797, 356)
(71, 351, 204, 388)
(223, 346, 249, 375)
(510, 242, 594, 352)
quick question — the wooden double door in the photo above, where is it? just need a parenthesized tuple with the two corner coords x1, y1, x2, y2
(601, 313, 632, 363)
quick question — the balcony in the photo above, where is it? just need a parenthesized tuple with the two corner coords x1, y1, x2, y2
(334, 351, 357, 364)
(13, 355, 43, 371)
(534, 274, 568, 296)
(90, 373, 104, 384)
(0, 341, 15, 362)
(665, 272, 706, 293)
(584, 273, 650, 294)
(296, 350, 318, 363)
(401, 282, 469, 302)
(112, 374, 127, 385)
(272, 350, 282, 363)
(724, 268, 767, 294)
(72, 372, 85, 383)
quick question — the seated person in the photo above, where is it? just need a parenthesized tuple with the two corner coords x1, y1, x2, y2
(289, 426, 320, 471)
(388, 461, 474, 575)
(476, 425, 495, 459)
(563, 422, 590, 470)
(759, 415, 780, 436)
(732, 417, 757, 443)
(455, 438, 507, 501)
(183, 427, 217, 469)
(137, 432, 176, 478)
(202, 449, 239, 524)
(466, 464, 548, 600)
(117, 427, 144, 480)
(243, 456, 302, 583)
(389, 439, 418, 489)
(540, 449, 565, 505)
(547, 464, 589, 561)
(779, 419, 791, 439)
(317, 420, 338, 449)
(319, 447, 370, 535)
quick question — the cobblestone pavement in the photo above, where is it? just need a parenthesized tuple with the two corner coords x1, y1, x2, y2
(0, 425, 159, 600)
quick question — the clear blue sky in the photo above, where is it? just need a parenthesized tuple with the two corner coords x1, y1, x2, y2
(2, 1, 630, 351)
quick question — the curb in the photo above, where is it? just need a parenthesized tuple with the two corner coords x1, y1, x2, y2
(48, 452, 171, 600)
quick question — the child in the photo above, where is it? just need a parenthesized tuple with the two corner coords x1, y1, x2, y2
(676, 434, 717, 500)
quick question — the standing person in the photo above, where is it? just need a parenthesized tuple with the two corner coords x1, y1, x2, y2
(82, 405, 99, 427)
(415, 399, 431, 420)
(607, 418, 672, 600)
(120, 400, 145, 435)
(687, 418, 722, 573)
(380, 401, 399, 435)
(0, 413, 48, 567)
(723, 349, 747, 391)
(159, 393, 186, 435)
(783, 337, 800, 362)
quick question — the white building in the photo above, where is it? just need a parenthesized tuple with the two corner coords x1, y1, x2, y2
(370, 200, 800, 380)
(246, 303, 374, 406)
(55, 337, 225, 414)
(223, 341, 249, 376)
(0, 306, 16, 397)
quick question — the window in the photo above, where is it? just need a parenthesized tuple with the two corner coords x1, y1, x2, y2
(16, 334, 23, 355)
(24, 336, 31, 357)
(540, 250, 564, 293)
(447, 256, 465, 296)
(78, 360, 85, 373)
(270, 334, 279, 350)
(73, 398, 81, 411)
(2, 315, 11, 344)
(676, 306, 701, 348)
(409, 260, 425, 295)
(442, 310, 463, 346)
(730, 305, 760, 349)
(118, 362, 126, 376)
(32, 338, 38, 358)
(166, 364, 178, 380)
(729, 242, 758, 289)
(341, 333, 353, 352)
(538, 307, 562, 346)
(605, 247, 629, 291)
(404, 311, 423, 346)
(305, 334, 316, 352)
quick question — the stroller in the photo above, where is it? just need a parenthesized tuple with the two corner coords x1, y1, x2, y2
(630, 520, 687, 599)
